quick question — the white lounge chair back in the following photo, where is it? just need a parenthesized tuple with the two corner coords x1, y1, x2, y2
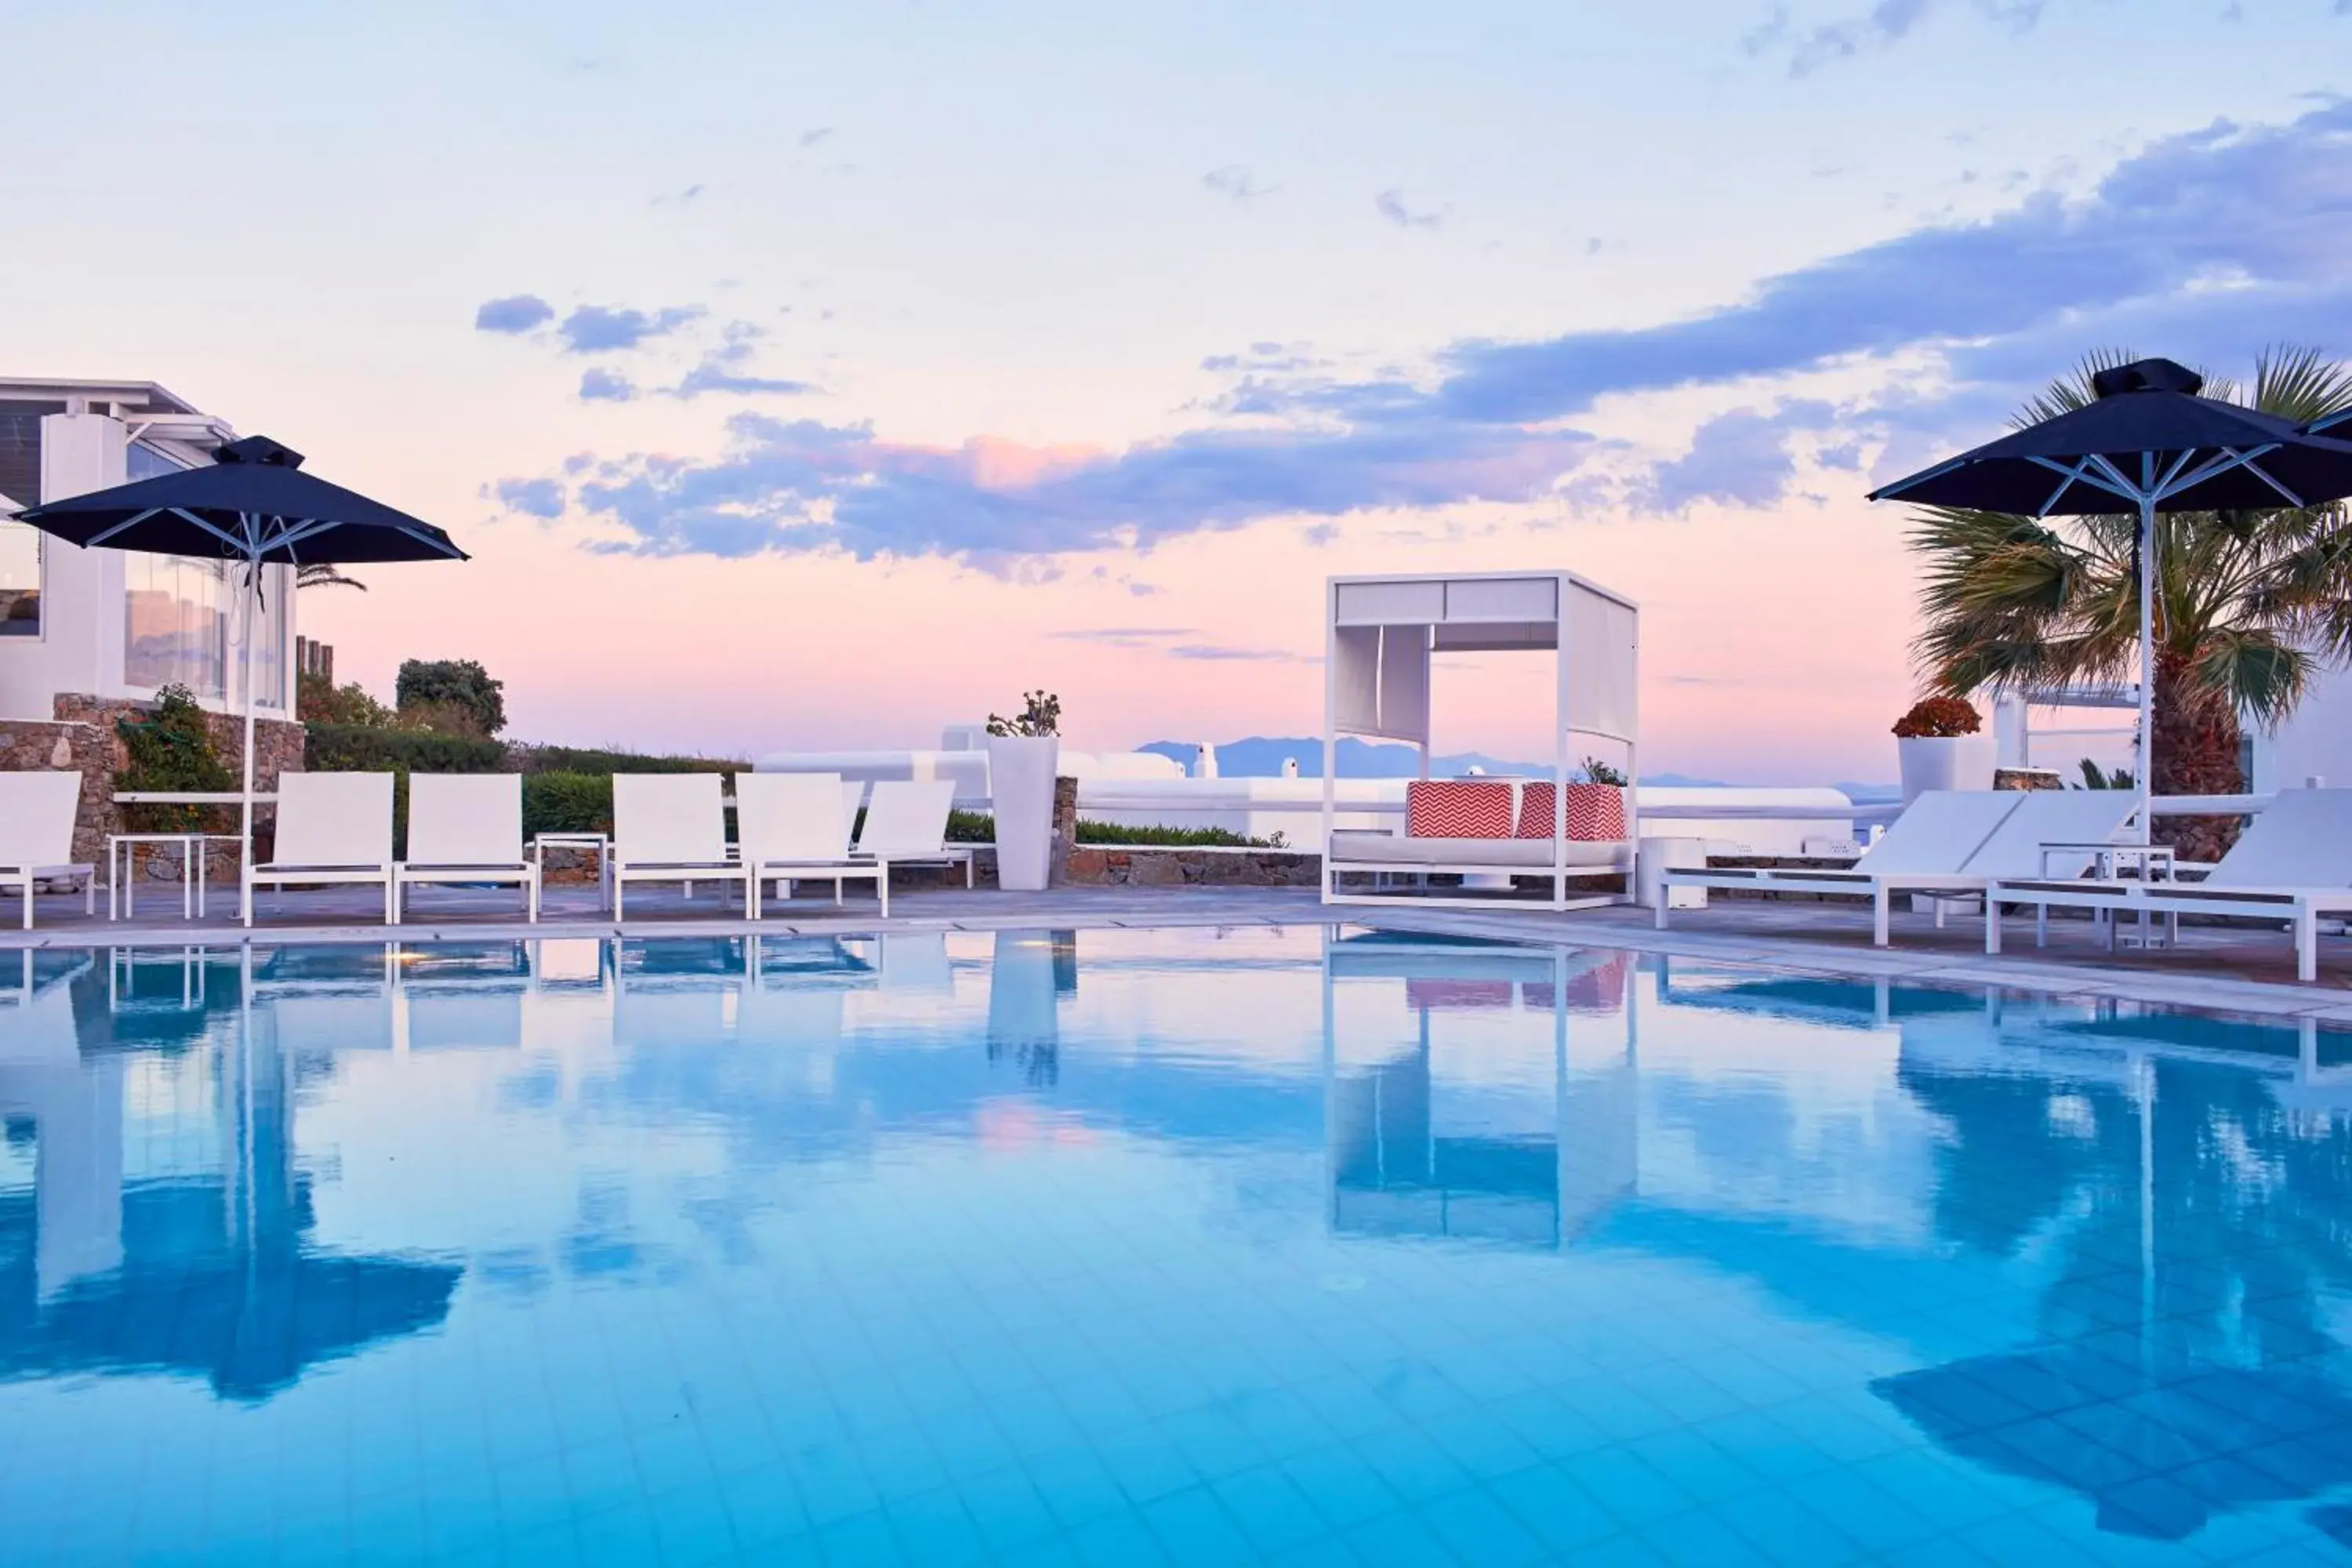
(737, 772, 849, 863)
(407, 774, 524, 866)
(272, 772, 395, 868)
(0, 771, 81, 867)
(613, 773, 731, 864)
(2209, 788, 2352, 887)
(1851, 791, 2021, 876)
(1958, 789, 2138, 878)
(841, 780, 869, 848)
(858, 779, 956, 857)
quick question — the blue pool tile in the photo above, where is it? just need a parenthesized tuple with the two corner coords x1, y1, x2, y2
(1211, 1462, 1331, 1554)
(1415, 1484, 1552, 1566)
(1341, 1508, 1465, 1567)
(1138, 1483, 1257, 1561)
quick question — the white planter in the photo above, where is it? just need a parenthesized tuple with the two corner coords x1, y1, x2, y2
(988, 735, 1061, 891)
(1897, 735, 1994, 804)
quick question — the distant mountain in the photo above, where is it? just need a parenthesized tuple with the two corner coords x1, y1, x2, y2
(1834, 781, 1904, 803)
(1139, 737, 1726, 786)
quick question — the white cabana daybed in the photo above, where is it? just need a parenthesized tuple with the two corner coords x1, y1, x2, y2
(1322, 570, 1639, 912)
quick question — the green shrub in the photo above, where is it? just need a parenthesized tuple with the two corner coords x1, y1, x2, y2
(1076, 818, 1283, 848)
(306, 724, 507, 774)
(523, 772, 615, 837)
(946, 808, 994, 844)
(117, 684, 234, 832)
(395, 658, 506, 736)
(510, 744, 747, 777)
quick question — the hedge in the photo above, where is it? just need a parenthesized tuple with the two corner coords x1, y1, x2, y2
(306, 724, 506, 774)
(522, 772, 614, 837)
(512, 744, 747, 777)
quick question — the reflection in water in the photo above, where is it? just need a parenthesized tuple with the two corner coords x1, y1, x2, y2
(1, 949, 459, 1401)
(3, 931, 2352, 1557)
(1322, 935, 1638, 1248)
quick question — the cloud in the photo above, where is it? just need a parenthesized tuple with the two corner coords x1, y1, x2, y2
(1430, 99, 2352, 423)
(1744, 0, 2045, 77)
(1374, 189, 1443, 230)
(1049, 626, 1195, 648)
(1167, 644, 1316, 662)
(661, 320, 817, 398)
(1635, 401, 1841, 512)
(799, 127, 835, 147)
(495, 478, 566, 519)
(557, 303, 706, 354)
(579, 368, 636, 402)
(565, 408, 1596, 564)
(671, 362, 818, 398)
(475, 294, 554, 333)
(526, 99, 2352, 564)
(650, 183, 706, 206)
(1203, 165, 1276, 201)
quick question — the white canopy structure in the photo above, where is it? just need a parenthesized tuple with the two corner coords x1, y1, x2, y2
(1323, 570, 1640, 911)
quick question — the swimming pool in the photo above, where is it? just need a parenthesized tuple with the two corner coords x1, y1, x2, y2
(4, 927, 2351, 1564)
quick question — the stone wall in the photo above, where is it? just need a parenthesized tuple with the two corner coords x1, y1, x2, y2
(1, 694, 306, 879)
(1065, 845, 1321, 887)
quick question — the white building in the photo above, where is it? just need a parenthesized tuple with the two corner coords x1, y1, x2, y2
(0, 378, 296, 724)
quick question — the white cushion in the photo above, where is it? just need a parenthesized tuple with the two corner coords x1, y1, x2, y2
(614, 774, 731, 864)
(0, 772, 81, 867)
(1329, 830, 1625, 868)
(407, 773, 523, 866)
(271, 772, 394, 867)
(739, 772, 850, 863)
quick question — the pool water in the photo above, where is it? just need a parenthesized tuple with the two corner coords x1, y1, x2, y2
(5, 929, 2352, 1565)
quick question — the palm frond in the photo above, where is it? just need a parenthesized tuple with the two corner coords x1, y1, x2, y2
(2252, 343, 2352, 424)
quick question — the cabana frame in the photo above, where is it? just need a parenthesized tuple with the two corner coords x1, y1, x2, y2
(1321, 569, 1639, 912)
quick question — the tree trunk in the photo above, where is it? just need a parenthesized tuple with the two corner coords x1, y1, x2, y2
(2151, 650, 2242, 862)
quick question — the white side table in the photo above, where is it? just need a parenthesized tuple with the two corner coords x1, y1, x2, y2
(530, 833, 613, 912)
(109, 833, 242, 921)
(1637, 836, 1708, 910)
(2036, 840, 2179, 949)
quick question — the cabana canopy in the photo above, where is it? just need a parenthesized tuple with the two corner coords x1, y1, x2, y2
(1323, 570, 1641, 910)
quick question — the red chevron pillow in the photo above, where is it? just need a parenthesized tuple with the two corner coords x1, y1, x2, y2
(1515, 782, 1626, 841)
(1406, 780, 1513, 838)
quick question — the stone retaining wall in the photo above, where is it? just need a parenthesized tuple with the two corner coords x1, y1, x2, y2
(1065, 845, 1321, 887)
(2, 694, 304, 877)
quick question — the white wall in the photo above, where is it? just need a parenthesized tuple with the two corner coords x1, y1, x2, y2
(0, 409, 292, 722)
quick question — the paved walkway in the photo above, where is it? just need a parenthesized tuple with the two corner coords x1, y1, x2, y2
(9, 881, 2350, 1020)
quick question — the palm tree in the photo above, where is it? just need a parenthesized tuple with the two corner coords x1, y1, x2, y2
(1910, 346, 2352, 858)
(296, 562, 366, 592)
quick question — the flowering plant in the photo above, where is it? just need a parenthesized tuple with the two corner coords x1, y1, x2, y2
(1892, 696, 1981, 739)
(986, 691, 1062, 739)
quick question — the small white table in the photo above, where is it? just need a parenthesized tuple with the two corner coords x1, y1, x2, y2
(2037, 840, 2179, 949)
(530, 833, 613, 912)
(108, 833, 242, 922)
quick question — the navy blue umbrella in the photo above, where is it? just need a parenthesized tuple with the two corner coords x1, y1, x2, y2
(14, 435, 464, 882)
(1869, 358, 2352, 837)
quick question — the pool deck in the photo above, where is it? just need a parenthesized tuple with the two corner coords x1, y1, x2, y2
(8, 881, 2352, 1021)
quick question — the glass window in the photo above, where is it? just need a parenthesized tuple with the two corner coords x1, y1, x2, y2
(249, 567, 288, 710)
(0, 521, 37, 637)
(124, 554, 228, 697)
(126, 441, 182, 481)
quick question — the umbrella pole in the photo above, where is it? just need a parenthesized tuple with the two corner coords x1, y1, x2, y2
(240, 560, 260, 925)
(2136, 494, 2155, 848)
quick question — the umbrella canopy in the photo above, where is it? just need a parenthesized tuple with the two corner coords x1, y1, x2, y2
(13, 434, 466, 564)
(1868, 358, 2352, 838)
(12, 434, 465, 917)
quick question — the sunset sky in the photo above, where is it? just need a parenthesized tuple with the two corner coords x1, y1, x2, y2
(7, 1, 2347, 782)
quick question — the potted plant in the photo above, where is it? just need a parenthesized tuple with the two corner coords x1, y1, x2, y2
(1892, 696, 1991, 803)
(986, 691, 1062, 891)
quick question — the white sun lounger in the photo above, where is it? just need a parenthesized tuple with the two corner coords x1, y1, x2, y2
(738, 772, 887, 920)
(854, 779, 973, 887)
(612, 773, 751, 920)
(1657, 789, 2136, 947)
(1987, 787, 2352, 981)
(244, 771, 397, 927)
(0, 771, 96, 930)
(394, 773, 540, 924)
